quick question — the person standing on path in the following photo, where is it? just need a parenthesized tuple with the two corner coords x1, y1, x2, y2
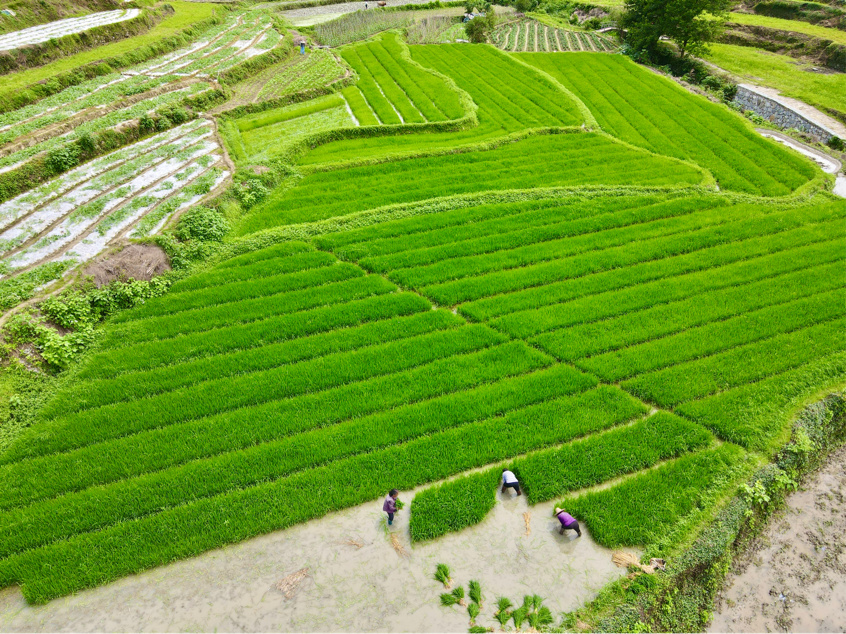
(383, 489, 399, 525)
(501, 469, 522, 496)
(555, 507, 581, 537)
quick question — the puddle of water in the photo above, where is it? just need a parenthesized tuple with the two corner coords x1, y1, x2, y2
(0, 485, 635, 632)
(834, 175, 846, 198)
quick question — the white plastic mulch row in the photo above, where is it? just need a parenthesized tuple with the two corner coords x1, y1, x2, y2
(0, 120, 221, 276)
(0, 120, 210, 230)
(0, 9, 141, 51)
(60, 160, 228, 265)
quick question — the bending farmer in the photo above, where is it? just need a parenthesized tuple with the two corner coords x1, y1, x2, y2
(555, 507, 581, 537)
(501, 469, 522, 496)
(383, 489, 399, 525)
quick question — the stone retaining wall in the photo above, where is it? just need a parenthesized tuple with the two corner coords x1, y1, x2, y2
(734, 85, 836, 142)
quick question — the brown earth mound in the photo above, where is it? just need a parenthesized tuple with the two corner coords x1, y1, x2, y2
(82, 243, 170, 287)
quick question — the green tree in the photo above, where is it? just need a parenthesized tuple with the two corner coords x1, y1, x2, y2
(622, 0, 732, 58)
(465, 6, 497, 42)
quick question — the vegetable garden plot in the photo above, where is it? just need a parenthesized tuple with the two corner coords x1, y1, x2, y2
(0, 9, 279, 176)
(0, 9, 141, 51)
(520, 53, 818, 196)
(0, 120, 226, 277)
(241, 132, 704, 230)
(309, 191, 846, 453)
(491, 20, 616, 53)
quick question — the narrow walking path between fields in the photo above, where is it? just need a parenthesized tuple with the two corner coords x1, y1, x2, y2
(709, 443, 846, 633)
(0, 480, 634, 632)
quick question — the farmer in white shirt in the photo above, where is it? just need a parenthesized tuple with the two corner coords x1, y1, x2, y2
(501, 469, 522, 496)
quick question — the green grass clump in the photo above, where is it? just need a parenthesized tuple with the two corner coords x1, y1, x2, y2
(410, 469, 500, 542)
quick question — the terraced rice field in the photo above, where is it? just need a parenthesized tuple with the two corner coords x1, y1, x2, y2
(492, 20, 616, 52)
(340, 33, 464, 125)
(0, 9, 141, 50)
(0, 12, 843, 614)
(521, 53, 817, 195)
(2, 188, 841, 602)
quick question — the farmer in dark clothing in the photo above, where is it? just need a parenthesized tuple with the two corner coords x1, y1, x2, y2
(555, 507, 581, 537)
(383, 489, 399, 525)
(501, 469, 522, 496)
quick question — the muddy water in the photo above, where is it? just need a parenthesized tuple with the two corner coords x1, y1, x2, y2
(709, 443, 846, 633)
(0, 484, 635, 632)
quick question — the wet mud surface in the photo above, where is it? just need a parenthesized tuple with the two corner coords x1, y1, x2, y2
(0, 483, 634, 632)
(709, 443, 846, 633)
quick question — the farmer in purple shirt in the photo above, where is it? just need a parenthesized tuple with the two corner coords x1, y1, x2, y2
(555, 507, 581, 537)
(383, 489, 399, 525)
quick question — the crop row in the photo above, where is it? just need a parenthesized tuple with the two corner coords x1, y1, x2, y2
(576, 289, 844, 384)
(521, 53, 816, 196)
(241, 133, 703, 230)
(12, 322, 509, 464)
(316, 193, 677, 254)
(363, 196, 727, 275)
(167, 248, 337, 294)
(0, 119, 210, 231)
(75, 292, 430, 381)
(490, 231, 841, 340)
(0, 9, 141, 50)
(562, 444, 750, 548)
(410, 411, 709, 541)
(113, 259, 357, 322)
(544, 268, 845, 366)
(322, 193, 670, 261)
(0, 384, 646, 603)
(341, 34, 461, 125)
(443, 218, 839, 311)
(101, 274, 395, 348)
(256, 49, 347, 102)
(409, 469, 500, 542)
(12, 345, 568, 512)
(677, 350, 846, 451)
(493, 21, 615, 53)
(623, 317, 845, 408)
(1, 137, 223, 276)
(388, 199, 841, 292)
(0, 343, 566, 552)
(295, 41, 587, 167)
(47, 308, 464, 418)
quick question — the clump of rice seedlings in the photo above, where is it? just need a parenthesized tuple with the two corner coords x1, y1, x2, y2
(511, 606, 528, 629)
(494, 597, 512, 626)
(468, 627, 489, 634)
(434, 563, 452, 588)
(467, 602, 480, 623)
(469, 579, 483, 606)
(440, 586, 465, 607)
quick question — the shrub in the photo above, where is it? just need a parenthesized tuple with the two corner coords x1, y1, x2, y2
(176, 207, 231, 243)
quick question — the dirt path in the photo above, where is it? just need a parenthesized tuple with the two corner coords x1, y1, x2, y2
(0, 483, 634, 632)
(709, 443, 846, 633)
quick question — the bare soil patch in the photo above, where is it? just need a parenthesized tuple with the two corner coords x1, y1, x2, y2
(82, 243, 170, 287)
(709, 443, 846, 633)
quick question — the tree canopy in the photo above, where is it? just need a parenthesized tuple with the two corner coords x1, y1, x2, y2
(622, 0, 732, 58)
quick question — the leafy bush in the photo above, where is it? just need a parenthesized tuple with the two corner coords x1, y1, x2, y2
(176, 207, 231, 243)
